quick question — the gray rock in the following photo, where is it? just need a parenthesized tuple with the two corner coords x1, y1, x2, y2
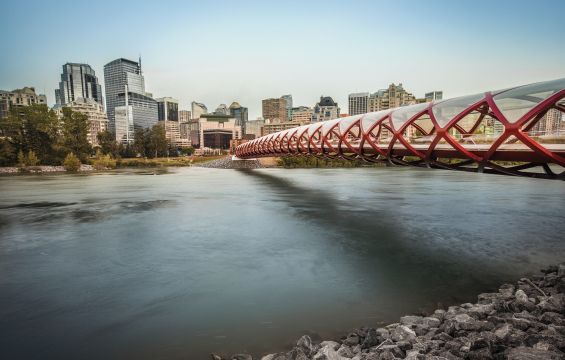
(337, 345, 355, 358)
(423, 317, 441, 328)
(232, 354, 253, 360)
(507, 346, 563, 359)
(362, 328, 381, 349)
(400, 315, 424, 326)
(313, 341, 341, 360)
(296, 335, 313, 355)
(211, 354, 223, 360)
(343, 333, 360, 346)
(515, 289, 529, 303)
(391, 325, 416, 342)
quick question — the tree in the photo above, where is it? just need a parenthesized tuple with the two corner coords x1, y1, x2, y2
(97, 130, 119, 156)
(133, 127, 148, 157)
(0, 104, 60, 165)
(0, 139, 16, 166)
(17, 150, 26, 167)
(60, 107, 92, 162)
(133, 124, 168, 158)
(180, 146, 195, 156)
(149, 124, 168, 158)
(63, 152, 81, 172)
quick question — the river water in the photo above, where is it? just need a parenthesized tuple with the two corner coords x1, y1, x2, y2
(0, 167, 563, 359)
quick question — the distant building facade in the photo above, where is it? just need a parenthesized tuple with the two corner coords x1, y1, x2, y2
(245, 119, 265, 138)
(282, 94, 293, 120)
(157, 97, 179, 121)
(179, 110, 191, 123)
(55, 63, 103, 107)
(0, 87, 47, 119)
(425, 91, 443, 102)
(312, 96, 340, 122)
(291, 106, 313, 123)
(104, 58, 157, 141)
(262, 97, 288, 123)
(229, 102, 248, 134)
(54, 98, 108, 146)
(263, 119, 310, 135)
(368, 83, 416, 112)
(348, 92, 369, 115)
(189, 114, 242, 149)
(191, 101, 208, 119)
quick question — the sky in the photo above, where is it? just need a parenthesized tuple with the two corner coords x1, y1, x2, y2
(1, 0, 564, 119)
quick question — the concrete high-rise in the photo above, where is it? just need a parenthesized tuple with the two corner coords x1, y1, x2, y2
(312, 96, 340, 122)
(104, 58, 157, 140)
(262, 97, 288, 123)
(55, 63, 103, 107)
(348, 92, 369, 115)
(156, 97, 179, 121)
(0, 87, 47, 119)
(368, 83, 416, 112)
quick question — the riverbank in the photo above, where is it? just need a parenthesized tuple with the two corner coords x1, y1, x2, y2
(215, 264, 565, 360)
(0, 156, 226, 175)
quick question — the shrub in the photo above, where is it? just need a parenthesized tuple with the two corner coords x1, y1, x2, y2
(27, 150, 39, 166)
(92, 153, 117, 170)
(17, 150, 26, 168)
(63, 152, 81, 172)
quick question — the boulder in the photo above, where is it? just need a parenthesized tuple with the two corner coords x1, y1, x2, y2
(400, 315, 424, 326)
(232, 354, 253, 360)
(296, 335, 313, 356)
(506, 346, 563, 359)
(391, 325, 416, 342)
(361, 328, 381, 349)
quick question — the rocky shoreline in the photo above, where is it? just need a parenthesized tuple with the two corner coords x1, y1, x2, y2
(0, 165, 94, 174)
(214, 264, 565, 360)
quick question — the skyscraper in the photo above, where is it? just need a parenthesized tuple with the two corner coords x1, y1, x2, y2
(104, 58, 157, 141)
(262, 97, 288, 123)
(55, 63, 103, 107)
(156, 97, 179, 121)
(282, 94, 293, 120)
(229, 102, 249, 134)
(348, 92, 369, 115)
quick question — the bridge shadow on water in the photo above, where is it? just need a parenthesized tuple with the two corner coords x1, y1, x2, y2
(236, 168, 512, 312)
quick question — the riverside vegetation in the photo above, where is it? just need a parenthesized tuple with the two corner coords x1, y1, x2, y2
(0, 104, 201, 172)
(215, 264, 565, 360)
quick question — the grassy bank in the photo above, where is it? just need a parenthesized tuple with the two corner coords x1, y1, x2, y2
(115, 156, 225, 168)
(277, 156, 385, 168)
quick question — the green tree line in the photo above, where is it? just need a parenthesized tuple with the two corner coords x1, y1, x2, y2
(0, 104, 190, 167)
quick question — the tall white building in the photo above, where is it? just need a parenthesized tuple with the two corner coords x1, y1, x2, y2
(104, 58, 157, 140)
(348, 92, 369, 115)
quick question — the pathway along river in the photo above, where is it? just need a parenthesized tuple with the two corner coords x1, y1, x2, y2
(0, 167, 564, 359)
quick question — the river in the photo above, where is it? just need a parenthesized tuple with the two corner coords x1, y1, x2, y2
(0, 167, 563, 359)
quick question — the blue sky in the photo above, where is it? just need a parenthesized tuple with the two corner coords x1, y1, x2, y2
(1, 0, 564, 118)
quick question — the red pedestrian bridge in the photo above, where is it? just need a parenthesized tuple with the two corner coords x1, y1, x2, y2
(236, 78, 565, 179)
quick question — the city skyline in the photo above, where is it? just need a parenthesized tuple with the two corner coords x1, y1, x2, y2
(1, 0, 565, 119)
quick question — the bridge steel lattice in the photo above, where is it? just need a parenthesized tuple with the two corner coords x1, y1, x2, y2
(236, 78, 565, 179)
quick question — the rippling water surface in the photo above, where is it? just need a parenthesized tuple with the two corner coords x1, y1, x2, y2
(0, 167, 564, 359)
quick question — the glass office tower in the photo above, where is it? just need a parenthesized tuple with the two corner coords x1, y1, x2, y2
(55, 63, 103, 106)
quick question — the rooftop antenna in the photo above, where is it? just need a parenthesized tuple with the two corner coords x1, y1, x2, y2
(139, 54, 142, 74)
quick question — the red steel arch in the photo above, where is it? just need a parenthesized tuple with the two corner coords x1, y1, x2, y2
(236, 78, 565, 179)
